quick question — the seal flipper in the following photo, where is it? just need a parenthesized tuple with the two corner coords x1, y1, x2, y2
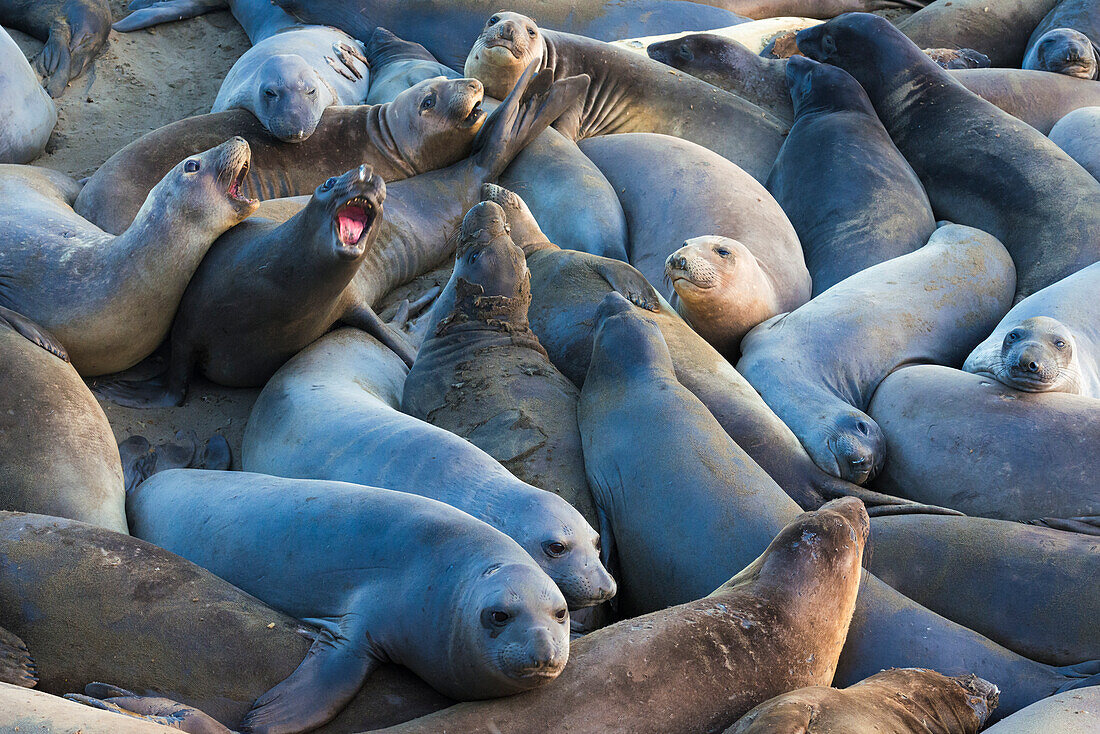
(1030, 516, 1100, 537)
(36, 22, 73, 98)
(67, 685, 234, 734)
(0, 306, 69, 361)
(91, 345, 193, 408)
(240, 612, 381, 734)
(114, 0, 228, 33)
(343, 303, 417, 368)
(815, 476, 965, 517)
(0, 626, 37, 688)
(590, 260, 660, 312)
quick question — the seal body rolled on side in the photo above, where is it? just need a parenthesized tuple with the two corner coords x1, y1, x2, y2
(0, 307, 125, 533)
(895, 0, 1059, 67)
(75, 76, 489, 234)
(92, 165, 401, 408)
(403, 202, 600, 527)
(0, 26, 56, 163)
(869, 364, 1100, 526)
(982, 687, 1100, 734)
(273, 0, 749, 71)
(963, 261, 1100, 397)
(737, 223, 1015, 485)
(798, 12, 1100, 301)
(578, 132, 809, 352)
(464, 12, 787, 182)
(1050, 106, 1100, 181)
(242, 328, 614, 611)
(727, 668, 997, 734)
(375, 496, 870, 734)
(128, 470, 571, 734)
(0, 140, 258, 376)
(0, 511, 451, 731)
(0, 0, 112, 97)
(766, 56, 935, 296)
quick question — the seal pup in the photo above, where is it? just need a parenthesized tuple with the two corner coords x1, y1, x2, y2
(464, 12, 788, 182)
(403, 201, 600, 527)
(737, 223, 1015, 485)
(797, 12, 1100, 301)
(1026, 0, 1100, 76)
(0, 0, 112, 97)
(1024, 29, 1099, 79)
(569, 294, 1100, 717)
(373, 497, 870, 734)
(578, 132, 810, 348)
(964, 261, 1100, 397)
(117, 0, 372, 142)
(896, 0, 1060, 67)
(869, 364, 1100, 529)
(128, 470, 570, 734)
(982, 687, 1100, 733)
(91, 165, 403, 408)
(0, 27, 56, 163)
(0, 140, 257, 376)
(0, 511, 451, 730)
(1050, 106, 1100, 181)
(766, 56, 935, 296)
(243, 329, 615, 611)
(76, 75, 489, 234)
(480, 183, 956, 515)
(0, 307, 126, 533)
(362, 27, 630, 261)
(727, 668, 998, 734)
(273, 0, 749, 71)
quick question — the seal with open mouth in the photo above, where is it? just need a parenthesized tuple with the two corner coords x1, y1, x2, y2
(0, 138, 258, 376)
(91, 165, 407, 408)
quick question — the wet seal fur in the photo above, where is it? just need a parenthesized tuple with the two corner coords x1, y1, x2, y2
(128, 470, 571, 734)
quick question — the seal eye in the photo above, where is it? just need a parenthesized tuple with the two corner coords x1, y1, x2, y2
(321, 177, 337, 191)
(716, 248, 731, 257)
(469, 250, 480, 263)
(489, 15, 500, 25)
(307, 88, 317, 96)
(264, 89, 277, 98)
(544, 541, 567, 557)
(184, 160, 200, 173)
(555, 609, 567, 622)
(1055, 339, 1066, 349)
(421, 94, 435, 111)
(679, 43, 690, 58)
(1006, 332, 1020, 343)
(490, 610, 509, 625)
(527, 27, 536, 38)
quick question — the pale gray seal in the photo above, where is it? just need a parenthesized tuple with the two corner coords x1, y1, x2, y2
(0, 26, 55, 163)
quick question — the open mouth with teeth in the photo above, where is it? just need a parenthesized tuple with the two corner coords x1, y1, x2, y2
(463, 98, 485, 127)
(333, 198, 376, 258)
(226, 160, 255, 207)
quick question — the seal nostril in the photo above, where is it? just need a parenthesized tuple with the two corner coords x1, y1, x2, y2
(850, 456, 868, 466)
(856, 421, 869, 435)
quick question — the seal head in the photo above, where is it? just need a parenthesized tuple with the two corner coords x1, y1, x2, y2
(387, 76, 487, 171)
(311, 164, 386, 261)
(646, 34, 751, 89)
(444, 561, 570, 697)
(978, 316, 1082, 393)
(1023, 29, 1100, 80)
(664, 236, 779, 354)
(166, 136, 259, 227)
(251, 54, 337, 142)
(452, 201, 528, 300)
(816, 411, 886, 486)
(785, 54, 873, 116)
(465, 12, 546, 99)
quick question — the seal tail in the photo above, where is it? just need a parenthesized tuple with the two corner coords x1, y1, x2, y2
(0, 626, 37, 688)
(120, 431, 232, 494)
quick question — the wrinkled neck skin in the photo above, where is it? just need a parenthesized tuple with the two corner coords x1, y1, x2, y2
(231, 0, 300, 43)
(367, 103, 420, 178)
(432, 282, 547, 357)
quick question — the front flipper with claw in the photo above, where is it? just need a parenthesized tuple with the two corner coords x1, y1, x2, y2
(90, 373, 186, 408)
(239, 612, 380, 734)
(343, 303, 417, 367)
(0, 626, 36, 688)
(35, 22, 72, 98)
(591, 260, 660, 312)
(67, 682, 233, 734)
(0, 306, 69, 361)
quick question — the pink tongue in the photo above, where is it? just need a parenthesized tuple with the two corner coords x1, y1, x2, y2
(337, 208, 366, 244)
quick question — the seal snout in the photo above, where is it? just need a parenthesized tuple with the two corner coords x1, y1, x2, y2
(212, 137, 256, 213)
(826, 413, 885, 485)
(325, 165, 385, 258)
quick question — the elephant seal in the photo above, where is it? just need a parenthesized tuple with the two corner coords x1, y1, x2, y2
(0, 26, 56, 163)
(0, 307, 126, 533)
(963, 262, 1100, 397)
(403, 202, 600, 527)
(798, 12, 1100, 301)
(0, 0, 112, 97)
(646, 34, 792, 120)
(766, 56, 935, 296)
(91, 165, 403, 407)
(947, 68, 1100, 135)
(374, 496, 869, 734)
(75, 75, 489, 234)
(1026, 0, 1100, 72)
(0, 683, 179, 734)
(0, 139, 257, 376)
(1050, 106, 1100, 181)
(896, 0, 1059, 67)
(464, 12, 787, 182)
(243, 328, 614, 611)
(613, 16, 822, 57)
(480, 183, 955, 515)
(737, 223, 1015, 485)
(869, 364, 1100, 528)
(0, 511, 451, 730)
(1024, 29, 1099, 79)
(128, 469, 570, 734)
(569, 293, 1100, 717)
(362, 27, 629, 261)
(983, 687, 1100, 733)
(727, 668, 998, 734)
(688, 0, 925, 17)
(578, 132, 810, 350)
(273, 0, 749, 71)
